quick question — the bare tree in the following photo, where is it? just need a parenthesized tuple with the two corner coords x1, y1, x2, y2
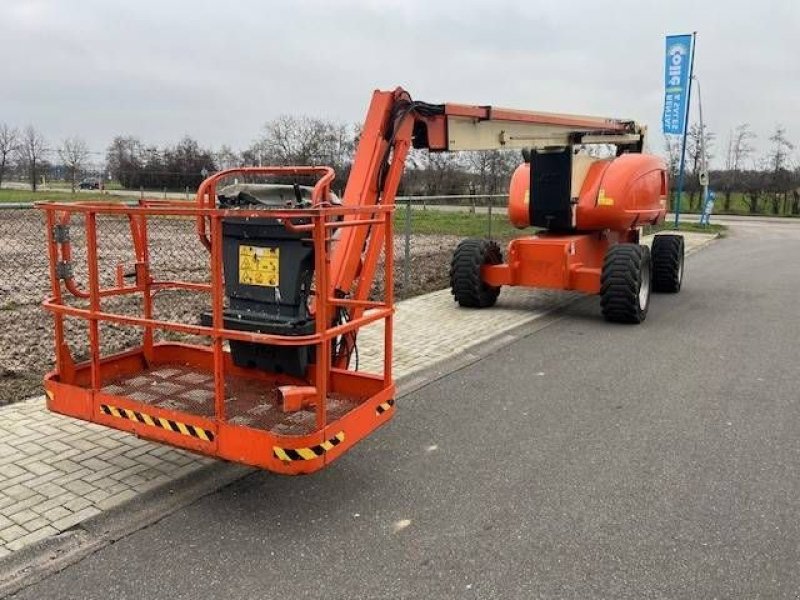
(162, 136, 216, 190)
(466, 150, 517, 195)
(721, 123, 756, 211)
(663, 138, 681, 175)
(766, 126, 794, 173)
(417, 152, 467, 196)
(687, 123, 713, 173)
(662, 138, 682, 210)
(686, 122, 715, 210)
(58, 136, 90, 192)
(16, 126, 48, 191)
(253, 116, 356, 193)
(106, 136, 143, 188)
(765, 125, 795, 214)
(725, 124, 756, 171)
(0, 123, 18, 188)
(215, 145, 240, 170)
(258, 116, 352, 166)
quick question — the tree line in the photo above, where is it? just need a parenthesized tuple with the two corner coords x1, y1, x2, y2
(665, 122, 799, 215)
(2, 117, 798, 215)
(0, 117, 519, 198)
(105, 115, 519, 197)
(0, 124, 87, 192)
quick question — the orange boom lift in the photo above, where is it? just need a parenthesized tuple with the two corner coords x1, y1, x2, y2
(40, 88, 681, 474)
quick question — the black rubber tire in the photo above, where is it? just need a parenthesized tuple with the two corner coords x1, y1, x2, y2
(600, 244, 652, 324)
(651, 234, 684, 293)
(449, 239, 502, 308)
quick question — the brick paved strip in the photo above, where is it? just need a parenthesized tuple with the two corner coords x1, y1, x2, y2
(0, 232, 717, 557)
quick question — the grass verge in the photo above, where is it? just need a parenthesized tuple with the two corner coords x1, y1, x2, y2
(0, 189, 137, 204)
(397, 208, 726, 239)
(395, 208, 520, 239)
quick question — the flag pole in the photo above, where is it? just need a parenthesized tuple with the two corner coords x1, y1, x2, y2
(673, 31, 697, 228)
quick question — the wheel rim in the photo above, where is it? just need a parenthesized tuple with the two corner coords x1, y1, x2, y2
(639, 259, 650, 309)
(677, 251, 684, 285)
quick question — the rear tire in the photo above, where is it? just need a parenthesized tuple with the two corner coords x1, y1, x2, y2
(450, 239, 502, 308)
(600, 244, 651, 324)
(652, 234, 684, 293)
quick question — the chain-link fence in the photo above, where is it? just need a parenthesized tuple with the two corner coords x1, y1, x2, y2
(0, 208, 216, 405)
(0, 196, 509, 405)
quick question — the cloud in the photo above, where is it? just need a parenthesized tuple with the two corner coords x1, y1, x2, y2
(0, 0, 796, 167)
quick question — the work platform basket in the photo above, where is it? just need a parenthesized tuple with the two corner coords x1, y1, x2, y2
(38, 167, 396, 475)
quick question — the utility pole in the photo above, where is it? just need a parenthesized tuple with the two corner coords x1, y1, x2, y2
(694, 74, 709, 212)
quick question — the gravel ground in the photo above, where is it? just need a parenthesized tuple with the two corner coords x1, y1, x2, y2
(0, 208, 461, 405)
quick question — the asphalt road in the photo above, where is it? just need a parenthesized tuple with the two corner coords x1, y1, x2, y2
(12, 221, 800, 599)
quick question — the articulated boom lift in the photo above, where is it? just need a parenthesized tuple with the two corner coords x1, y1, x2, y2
(40, 88, 682, 474)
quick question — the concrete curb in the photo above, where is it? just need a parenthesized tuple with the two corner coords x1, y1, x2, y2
(0, 462, 251, 598)
(685, 232, 721, 256)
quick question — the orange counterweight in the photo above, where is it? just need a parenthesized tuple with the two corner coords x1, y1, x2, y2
(508, 153, 668, 231)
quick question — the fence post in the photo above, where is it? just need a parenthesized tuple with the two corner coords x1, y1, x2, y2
(469, 183, 476, 214)
(488, 196, 493, 240)
(404, 196, 412, 293)
(163, 187, 167, 199)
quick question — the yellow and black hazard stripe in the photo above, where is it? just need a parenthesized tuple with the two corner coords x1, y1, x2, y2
(273, 431, 345, 462)
(376, 399, 395, 415)
(100, 404, 214, 442)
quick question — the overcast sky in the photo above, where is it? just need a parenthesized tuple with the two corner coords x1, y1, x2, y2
(2, 0, 797, 168)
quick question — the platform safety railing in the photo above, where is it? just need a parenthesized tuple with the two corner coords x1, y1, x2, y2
(38, 200, 395, 432)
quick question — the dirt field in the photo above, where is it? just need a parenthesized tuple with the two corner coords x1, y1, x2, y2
(0, 209, 460, 405)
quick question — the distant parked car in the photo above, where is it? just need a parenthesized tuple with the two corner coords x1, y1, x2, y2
(78, 179, 100, 190)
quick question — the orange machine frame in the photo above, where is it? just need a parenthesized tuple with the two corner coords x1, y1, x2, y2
(40, 87, 654, 473)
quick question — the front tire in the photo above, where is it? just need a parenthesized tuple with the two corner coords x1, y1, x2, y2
(450, 239, 502, 308)
(652, 234, 684, 293)
(600, 244, 652, 324)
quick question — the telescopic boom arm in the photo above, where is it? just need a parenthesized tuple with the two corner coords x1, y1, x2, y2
(329, 87, 646, 302)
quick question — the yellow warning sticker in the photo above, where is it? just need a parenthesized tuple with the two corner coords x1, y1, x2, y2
(239, 245, 279, 287)
(597, 188, 615, 206)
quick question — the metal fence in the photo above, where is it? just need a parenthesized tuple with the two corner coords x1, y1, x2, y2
(0, 194, 509, 307)
(0, 196, 508, 403)
(395, 194, 507, 290)
(0, 208, 209, 308)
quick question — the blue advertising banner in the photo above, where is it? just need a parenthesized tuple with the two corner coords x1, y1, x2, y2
(662, 34, 693, 135)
